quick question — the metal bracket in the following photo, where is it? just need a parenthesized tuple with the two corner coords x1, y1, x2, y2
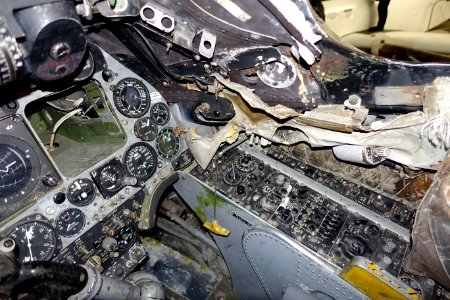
(140, 4, 175, 33)
(198, 30, 216, 59)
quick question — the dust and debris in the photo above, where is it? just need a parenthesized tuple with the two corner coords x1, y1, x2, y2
(182, 75, 446, 170)
(290, 143, 434, 203)
(216, 46, 278, 69)
(212, 73, 300, 119)
(303, 105, 369, 131)
(140, 237, 221, 300)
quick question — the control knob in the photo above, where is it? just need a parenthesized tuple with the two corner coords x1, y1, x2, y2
(275, 174, 285, 186)
(236, 185, 246, 196)
(102, 237, 119, 252)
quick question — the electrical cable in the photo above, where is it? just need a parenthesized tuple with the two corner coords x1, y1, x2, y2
(49, 108, 82, 149)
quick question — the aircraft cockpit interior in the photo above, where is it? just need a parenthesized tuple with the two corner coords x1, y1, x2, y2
(0, 1, 449, 299)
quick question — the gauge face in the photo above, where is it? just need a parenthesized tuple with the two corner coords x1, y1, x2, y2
(67, 178, 96, 206)
(124, 143, 158, 181)
(99, 163, 125, 193)
(150, 102, 170, 125)
(8, 220, 59, 262)
(155, 128, 181, 160)
(0, 135, 41, 206)
(56, 208, 86, 237)
(117, 226, 136, 250)
(134, 117, 158, 141)
(113, 78, 150, 118)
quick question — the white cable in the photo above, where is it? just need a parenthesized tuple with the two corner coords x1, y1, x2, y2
(49, 108, 83, 149)
(52, 108, 83, 134)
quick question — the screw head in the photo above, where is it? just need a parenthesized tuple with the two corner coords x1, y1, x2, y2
(50, 42, 71, 61)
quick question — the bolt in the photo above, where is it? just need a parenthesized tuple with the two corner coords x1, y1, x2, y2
(6, 101, 17, 110)
(348, 94, 361, 105)
(54, 64, 67, 75)
(50, 42, 71, 60)
(166, 42, 172, 53)
(194, 55, 201, 61)
(203, 63, 211, 70)
(162, 81, 170, 87)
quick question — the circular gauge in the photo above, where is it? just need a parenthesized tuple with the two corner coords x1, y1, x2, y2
(0, 135, 41, 207)
(150, 102, 170, 125)
(123, 143, 158, 181)
(117, 226, 136, 250)
(113, 77, 150, 118)
(67, 178, 96, 206)
(99, 164, 125, 194)
(56, 208, 86, 237)
(155, 128, 181, 160)
(134, 117, 158, 141)
(8, 219, 59, 262)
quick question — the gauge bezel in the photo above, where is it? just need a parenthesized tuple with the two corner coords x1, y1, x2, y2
(5, 214, 61, 263)
(0, 135, 42, 208)
(123, 142, 158, 181)
(155, 127, 181, 161)
(150, 102, 171, 126)
(134, 117, 158, 141)
(116, 226, 137, 250)
(55, 208, 86, 237)
(66, 178, 97, 207)
(113, 77, 151, 118)
(91, 158, 126, 198)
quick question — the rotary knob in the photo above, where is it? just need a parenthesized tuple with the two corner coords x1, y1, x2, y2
(280, 208, 292, 223)
(275, 174, 285, 186)
(236, 185, 246, 196)
(0, 18, 25, 85)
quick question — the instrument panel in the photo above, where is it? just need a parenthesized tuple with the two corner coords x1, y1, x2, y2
(0, 117, 60, 223)
(187, 145, 449, 298)
(190, 146, 411, 276)
(0, 48, 190, 278)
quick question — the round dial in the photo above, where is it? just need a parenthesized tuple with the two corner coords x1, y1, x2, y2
(7, 220, 59, 262)
(123, 143, 158, 181)
(113, 78, 150, 118)
(134, 117, 158, 141)
(155, 128, 180, 160)
(150, 102, 170, 125)
(99, 164, 125, 193)
(56, 208, 86, 237)
(67, 178, 96, 206)
(117, 226, 136, 250)
(0, 135, 41, 207)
